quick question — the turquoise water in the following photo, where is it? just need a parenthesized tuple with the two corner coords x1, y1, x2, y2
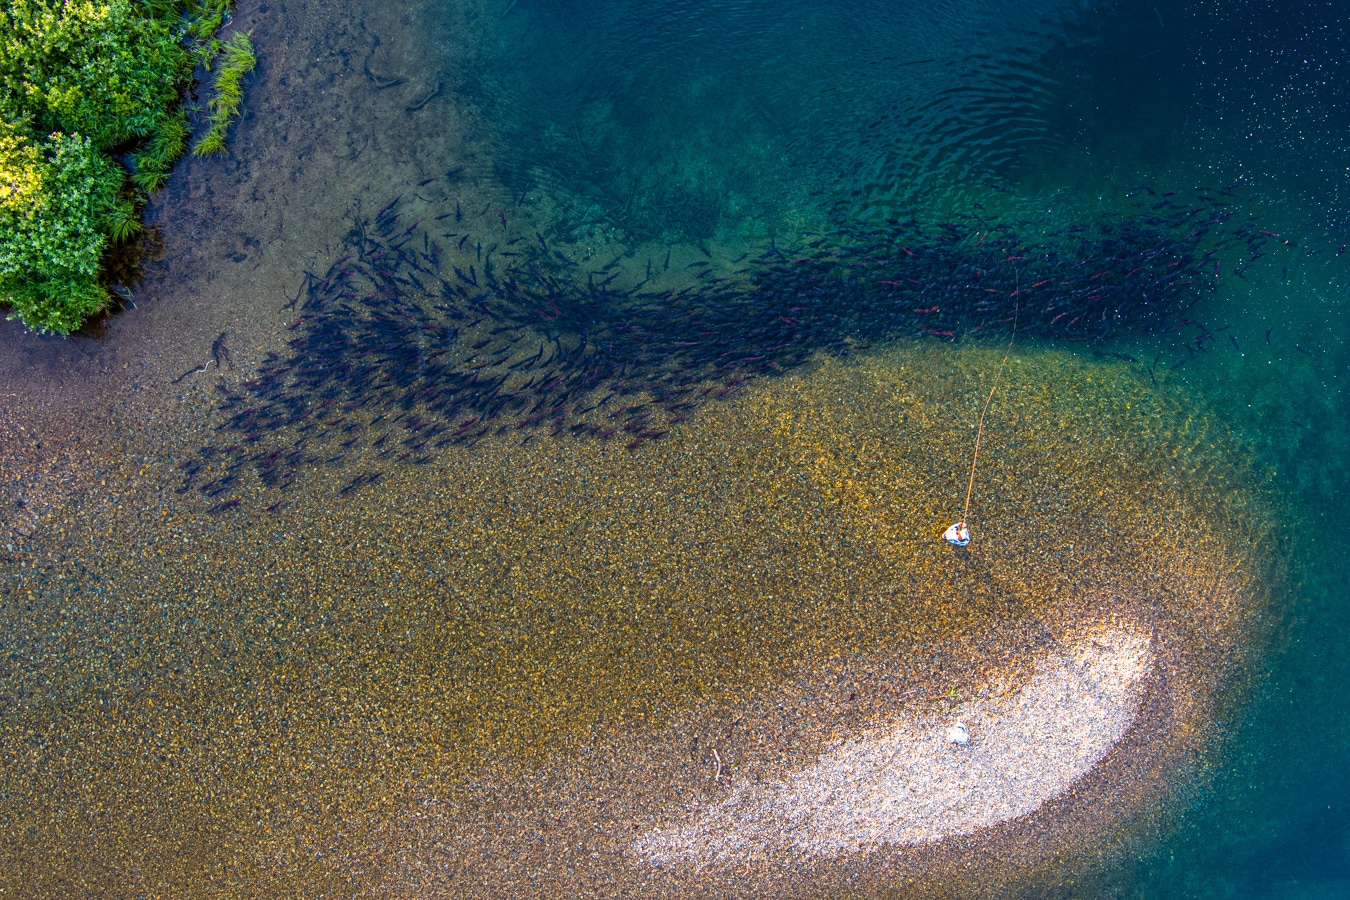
(382, 0, 1350, 893)
(2, 0, 1348, 895)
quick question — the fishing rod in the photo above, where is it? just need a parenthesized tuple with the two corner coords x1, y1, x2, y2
(944, 296, 1019, 548)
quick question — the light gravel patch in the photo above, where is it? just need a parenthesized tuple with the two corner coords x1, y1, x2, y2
(635, 622, 1152, 867)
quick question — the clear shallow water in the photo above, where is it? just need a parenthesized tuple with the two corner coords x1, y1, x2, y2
(1, 0, 1348, 895)
(369, 0, 1350, 890)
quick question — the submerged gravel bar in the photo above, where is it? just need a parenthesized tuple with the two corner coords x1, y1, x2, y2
(636, 622, 1153, 864)
(1, 337, 1281, 898)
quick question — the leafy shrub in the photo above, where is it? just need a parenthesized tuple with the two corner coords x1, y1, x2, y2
(0, 1, 242, 334)
(0, 123, 129, 333)
(0, 1, 188, 151)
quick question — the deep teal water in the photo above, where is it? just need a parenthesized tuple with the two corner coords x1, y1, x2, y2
(438, 0, 1350, 895)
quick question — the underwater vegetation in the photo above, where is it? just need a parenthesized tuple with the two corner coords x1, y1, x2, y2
(184, 179, 1266, 507)
(194, 31, 255, 157)
(0, 1, 246, 334)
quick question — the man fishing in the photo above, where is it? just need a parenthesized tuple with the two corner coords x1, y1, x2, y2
(944, 521, 971, 547)
(945, 299, 1019, 549)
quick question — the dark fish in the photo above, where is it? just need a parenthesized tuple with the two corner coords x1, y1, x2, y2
(406, 80, 442, 113)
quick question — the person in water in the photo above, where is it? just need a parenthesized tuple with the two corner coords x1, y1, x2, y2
(944, 522, 971, 547)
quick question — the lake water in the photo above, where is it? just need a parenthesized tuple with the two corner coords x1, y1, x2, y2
(0, 0, 1346, 896)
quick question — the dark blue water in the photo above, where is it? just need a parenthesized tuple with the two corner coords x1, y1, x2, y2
(446, 0, 1350, 894)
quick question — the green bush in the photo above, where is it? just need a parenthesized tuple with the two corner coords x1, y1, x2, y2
(0, 123, 130, 333)
(0, 1, 187, 150)
(0, 1, 243, 334)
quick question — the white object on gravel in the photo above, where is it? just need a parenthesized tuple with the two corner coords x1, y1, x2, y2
(635, 623, 1152, 866)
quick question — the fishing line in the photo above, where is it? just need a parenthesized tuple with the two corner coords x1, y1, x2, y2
(950, 291, 1019, 546)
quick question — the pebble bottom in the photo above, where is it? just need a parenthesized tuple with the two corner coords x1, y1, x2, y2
(0, 342, 1280, 898)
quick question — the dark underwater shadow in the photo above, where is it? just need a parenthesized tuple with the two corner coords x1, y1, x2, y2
(180, 177, 1257, 507)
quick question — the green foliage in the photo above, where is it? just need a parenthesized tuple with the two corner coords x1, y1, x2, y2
(108, 199, 142, 242)
(0, 1, 243, 333)
(0, 1, 188, 150)
(194, 30, 254, 156)
(192, 36, 222, 72)
(131, 108, 188, 192)
(0, 124, 125, 332)
(185, 0, 232, 43)
(183, 1, 232, 70)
